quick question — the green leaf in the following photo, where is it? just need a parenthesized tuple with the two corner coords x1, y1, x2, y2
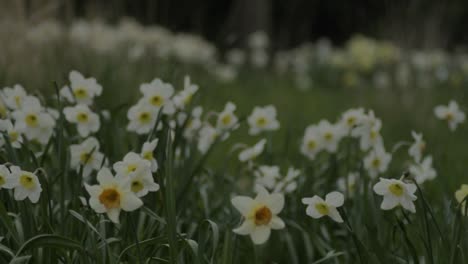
(15, 234, 85, 257)
(9, 255, 31, 264)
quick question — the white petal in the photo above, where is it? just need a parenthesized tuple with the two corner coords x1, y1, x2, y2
(325, 192, 344, 207)
(269, 216, 285, 230)
(381, 196, 399, 210)
(89, 198, 106, 213)
(121, 193, 143, 211)
(28, 189, 41, 203)
(231, 196, 254, 216)
(97, 168, 115, 185)
(327, 207, 343, 223)
(305, 205, 323, 219)
(233, 220, 255, 235)
(373, 180, 390, 195)
(264, 193, 284, 214)
(14, 188, 28, 201)
(250, 226, 271, 245)
(400, 197, 416, 213)
(107, 208, 121, 224)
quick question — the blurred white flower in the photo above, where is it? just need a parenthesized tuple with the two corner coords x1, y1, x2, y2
(85, 168, 143, 223)
(408, 131, 426, 163)
(0, 164, 14, 190)
(302, 191, 344, 223)
(173, 76, 199, 109)
(337, 172, 359, 198)
(300, 125, 323, 160)
(239, 139, 266, 162)
(248, 31, 269, 50)
(231, 185, 285, 245)
(226, 48, 246, 66)
(116, 167, 159, 198)
(409, 156, 436, 184)
(434, 100, 465, 131)
(139, 78, 175, 115)
(60, 70, 103, 105)
(0, 119, 23, 148)
(181, 106, 203, 141)
(273, 167, 300, 194)
(373, 178, 417, 213)
(64, 104, 100, 137)
(317, 120, 345, 153)
(2, 84, 27, 110)
(247, 105, 280, 135)
(197, 124, 219, 154)
(254, 166, 281, 190)
(127, 101, 158, 134)
(113, 152, 152, 180)
(8, 166, 42, 203)
(141, 139, 159, 172)
(340, 108, 366, 133)
(216, 102, 239, 131)
(12, 97, 55, 144)
(70, 137, 105, 178)
(364, 145, 392, 178)
(352, 111, 383, 151)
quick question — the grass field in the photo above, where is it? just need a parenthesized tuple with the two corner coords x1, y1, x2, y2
(0, 21, 467, 263)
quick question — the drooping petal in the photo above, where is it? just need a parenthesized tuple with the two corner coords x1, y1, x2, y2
(327, 207, 343, 223)
(250, 226, 271, 245)
(380, 196, 399, 210)
(107, 208, 121, 224)
(121, 193, 143, 211)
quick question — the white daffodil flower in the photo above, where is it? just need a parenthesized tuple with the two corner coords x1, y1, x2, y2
(254, 165, 281, 190)
(11, 96, 55, 144)
(302, 191, 344, 223)
(64, 104, 100, 137)
(273, 167, 300, 194)
(300, 125, 323, 160)
(408, 131, 426, 163)
(0, 164, 15, 190)
(434, 100, 465, 131)
(0, 119, 23, 148)
(180, 106, 203, 141)
(364, 145, 392, 178)
(173, 76, 199, 109)
(8, 166, 42, 203)
(60, 70, 103, 105)
(141, 139, 159, 172)
(340, 108, 366, 133)
(337, 172, 359, 198)
(2, 84, 27, 110)
(85, 167, 143, 223)
(127, 101, 158, 134)
(139, 78, 175, 115)
(239, 139, 266, 162)
(247, 105, 280, 135)
(352, 117, 383, 151)
(409, 156, 436, 184)
(231, 185, 285, 245)
(317, 120, 346, 153)
(116, 169, 159, 198)
(113, 152, 152, 179)
(70, 137, 105, 178)
(216, 102, 239, 131)
(197, 124, 219, 154)
(455, 184, 468, 216)
(373, 178, 417, 213)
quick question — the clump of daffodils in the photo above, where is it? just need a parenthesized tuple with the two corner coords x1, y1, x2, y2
(231, 185, 285, 244)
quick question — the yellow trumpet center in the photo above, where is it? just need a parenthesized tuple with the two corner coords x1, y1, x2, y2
(0, 175, 5, 186)
(25, 114, 38, 127)
(151, 95, 163, 106)
(256, 117, 267, 127)
(389, 183, 404, 197)
(307, 140, 316, 150)
(131, 180, 144, 193)
(99, 188, 121, 209)
(74, 88, 88, 99)
(138, 112, 151, 123)
(80, 152, 92, 164)
(315, 202, 329, 215)
(127, 164, 138, 173)
(254, 206, 272, 226)
(143, 151, 153, 160)
(221, 114, 232, 126)
(76, 112, 89, 123)
(372, 158, 381, 168)
(20, 174, 35, 189)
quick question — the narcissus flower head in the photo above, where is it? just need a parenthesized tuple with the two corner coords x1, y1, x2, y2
(247, 105, 280, 135)
(434, 100, 465, 131)
(373, 177, 417, 213)
(231, 185, 285, 245)
(64, 104, 100, 137)
(8, 166, 42, 203)
(302, 191, 344, 223)
(60, 70, 103, 105)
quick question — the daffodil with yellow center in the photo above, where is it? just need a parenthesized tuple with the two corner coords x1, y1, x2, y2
(25, 114, 39, 127)
(85, 168, 143, 223)
(8, 167, 42, 203)
(302, 192, 344, 223)
(231, 186, 285, 245)
(150, 95, 163, 107)
(138, 112, 152, 123)
(373, 177, 417, 213)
